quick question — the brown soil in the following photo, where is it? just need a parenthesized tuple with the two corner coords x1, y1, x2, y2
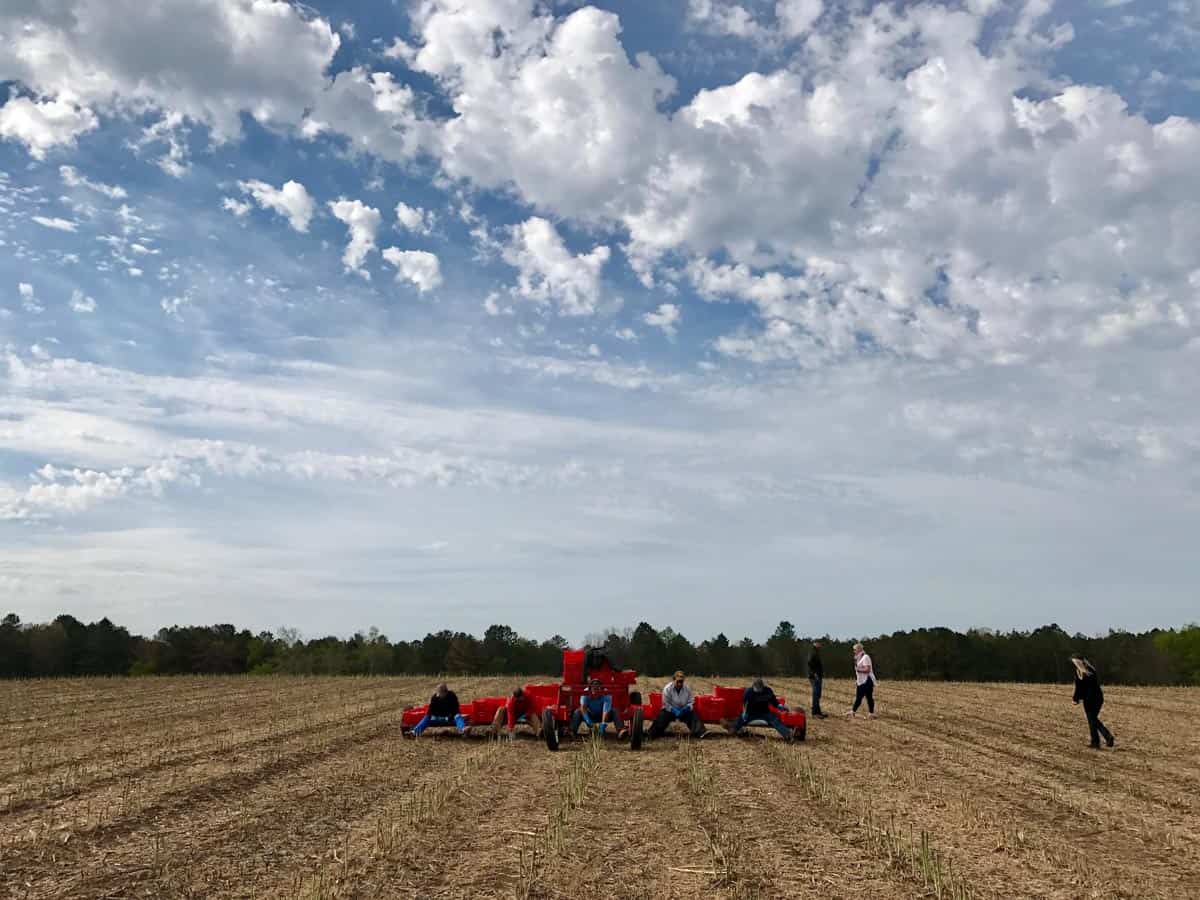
(1, 676, 1196, 899)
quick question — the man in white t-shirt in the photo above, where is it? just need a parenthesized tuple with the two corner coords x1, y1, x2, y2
(849, 642, 877, 719)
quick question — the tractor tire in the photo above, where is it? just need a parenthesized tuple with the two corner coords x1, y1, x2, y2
(629, 707, 644, 751)
(543, 710, 560, 752)
(791, 724, 806, 743)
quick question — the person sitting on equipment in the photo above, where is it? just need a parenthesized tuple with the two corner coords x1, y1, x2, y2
(412, 682, 468, 736)
(649, 670, 706, 738)
(570, 678, 626, 738)
(491, 686, 542, 739)
(732, 677, 793, 742)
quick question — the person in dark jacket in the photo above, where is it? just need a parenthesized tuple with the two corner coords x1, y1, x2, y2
(808, 641, 827, 718)
(731, 677, 792, 741)
(412, 682, 468, 736)
(1071, 656, 1114, 749)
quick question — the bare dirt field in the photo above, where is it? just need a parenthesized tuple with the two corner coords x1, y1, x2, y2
(1, 676, 1197, 899)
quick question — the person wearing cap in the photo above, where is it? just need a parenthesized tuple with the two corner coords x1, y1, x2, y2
(491, 686, 543, 740)
(411, 682, 468, 736)
(849, 643, 877, 718)
(570, 678, 626, 739)
(807, 641, 828, 718)
(648, 670, 706, 739)
(732, 677, 793, 741)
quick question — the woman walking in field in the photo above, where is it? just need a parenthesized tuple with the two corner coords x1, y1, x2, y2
(1071, 655, 1114, 749)
(849, 642, 877, 719)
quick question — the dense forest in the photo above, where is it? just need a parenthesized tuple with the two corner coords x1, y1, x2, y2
(2, 613, 1198, 684)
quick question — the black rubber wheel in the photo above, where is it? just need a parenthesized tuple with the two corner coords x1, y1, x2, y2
(792, 724, 806, 743)
(629, 690, 642, 706)
(629, 707, 644, 751)
(543, 710, 560, 752)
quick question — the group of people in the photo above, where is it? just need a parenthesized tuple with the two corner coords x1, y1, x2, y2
(646, 671, 794, 741)
(409, 646, 1115, 750)
(409, 643, 879, 741)
(806, 640, 876, 719)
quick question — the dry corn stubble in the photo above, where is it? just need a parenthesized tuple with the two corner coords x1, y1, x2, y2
(1, 675, 1197, 900)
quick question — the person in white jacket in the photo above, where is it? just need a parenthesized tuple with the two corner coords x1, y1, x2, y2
(648, 670, 706, 738)
(849, 642, 877, 719)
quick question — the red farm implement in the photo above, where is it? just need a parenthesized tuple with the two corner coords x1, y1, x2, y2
(399, 647, 806, 749)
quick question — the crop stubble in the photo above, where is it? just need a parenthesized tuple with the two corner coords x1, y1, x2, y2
(1, 676, 1196, 899)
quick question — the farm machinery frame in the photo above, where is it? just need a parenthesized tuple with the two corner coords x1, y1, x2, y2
(399, 647, 807, 748)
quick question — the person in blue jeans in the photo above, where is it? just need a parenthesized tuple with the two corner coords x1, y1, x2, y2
(649, 670, 706, 738)
(570, 678, 626, 739)
(808, 641, 828, 718)
(732, 677, 793, 742)
(412, 682, 468, 736)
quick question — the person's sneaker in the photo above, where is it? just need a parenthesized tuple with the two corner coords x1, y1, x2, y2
(1106, 735, 1115, 748)
(868, 713, 877, 720)
(847, 710, 856, 718)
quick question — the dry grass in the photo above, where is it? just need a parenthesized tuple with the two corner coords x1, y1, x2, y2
(0, 675, 1197, 899)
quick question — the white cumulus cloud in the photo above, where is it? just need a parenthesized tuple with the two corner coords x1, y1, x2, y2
(395, 201, 434, 235)
(222, 197, 252, 217)
(382, 248, 443, 293)
(0, 96, 97, 159)
(328, 198, 381, 278)
(69, 289, 97, 313)
(643, 303, 681, 336)
(502, 217, 610, 316)
(237, 179, 315, 232)
(0, 0, 340, 146)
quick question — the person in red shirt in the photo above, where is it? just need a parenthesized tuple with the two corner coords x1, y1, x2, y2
(491, 686, 542, 739)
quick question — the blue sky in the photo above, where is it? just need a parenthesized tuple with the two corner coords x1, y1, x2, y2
(2, 0, 1199, 642)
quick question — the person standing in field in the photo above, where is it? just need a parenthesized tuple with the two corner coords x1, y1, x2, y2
(1072, 655, 1115, 749)
(412, 682, 468, 736)
(648, 670, 706, 739)
(808, 640, 828, 718)
(849, 642, 877, 719)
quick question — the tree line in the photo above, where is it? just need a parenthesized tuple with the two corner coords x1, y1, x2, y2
(1, 613, 1198, 684)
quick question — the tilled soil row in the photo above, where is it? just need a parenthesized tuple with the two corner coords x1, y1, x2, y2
(0, 704, 408, 883)
(874, 701, 1200, 831)
(859, 679, 1200, 763)
(811, 679, 1200, 826)
(705, 735, 930, 900)
(795, 699, 1190, 898)
(0, 679, 293, 753)
(530, 737, 711, 900)
(0, 719, 415, 900)
(275, 734, 551, 900)
(82, 735, 500, 900)
(0, 688, 409, 821)
(0, 680, 408, 784)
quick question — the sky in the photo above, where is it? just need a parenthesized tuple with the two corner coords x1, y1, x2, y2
(1, 0, 1199, 644)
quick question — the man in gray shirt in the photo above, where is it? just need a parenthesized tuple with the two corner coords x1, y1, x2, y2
(648, 670, 706, 738)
